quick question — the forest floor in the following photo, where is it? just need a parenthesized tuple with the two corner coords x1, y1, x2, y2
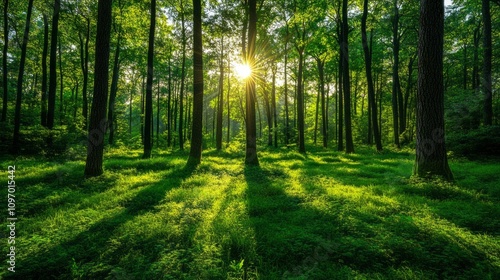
(0, 145, 499, 279)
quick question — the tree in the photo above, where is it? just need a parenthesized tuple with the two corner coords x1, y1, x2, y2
(41, 14, 49, 126)
(413, 0, 453, 180)
(361, 0, 382, 151)
(143, 0, 156, 159)
(84, 0, 113, 178)
(47, 0, 61, 129)
(341, 0, 354, 153)
(187, 0, 203, 166)
(482, 0, 492, 125)
(243, 0, 259, 165)
(12, 0, 34, 153)
(1, 0, 8, 122)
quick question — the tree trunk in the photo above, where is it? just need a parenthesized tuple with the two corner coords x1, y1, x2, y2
(84, 0, 113, 177)
(143, 0, 155, 159)
(264, 84, 272, 146)
(47, 0, 60, 129)
(179, 5, 186, 150)
(2, 0, 8, 122)
(58, 33, 64, 125)
(167, 54, 172, 147)
(79, 18, 90, 130)
(317, 58, 327, 148)
(216, 36, 224, 150)
(41, 14, 49, 126)
(413, 0, 453, 180)
(361, 0, 382, 151)
(272, 65, 278, 147)
(391, 0, 401, 148)
(284, 24, 290, 145)
(108, 34, 121, 145)
(482, 0, 492, 125)
(297, 49, 306, 153)
(12, 0, 34, 153)
(245, 0, 259, 165)
(342, 0, 354, 154)
(227, 60, 231, 144)
(187, 0, 203, 166)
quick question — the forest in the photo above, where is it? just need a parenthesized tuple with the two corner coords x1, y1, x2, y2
(1, 0, 500, 278)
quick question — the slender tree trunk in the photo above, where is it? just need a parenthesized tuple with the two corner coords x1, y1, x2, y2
(216, 36, 224, 150)
(129, 86, 133, 134)
(361, 0, 382, 151)
(272, 65, 278, 147)
(47, 0, 60, 129)
(179, 6, 186, 150)
(41, 14, 49, 126)
(337, 56, 343, 151)
(391, 0, 401, 148)
(264, 85, 272, 146)
(108, 35, 121, 145)
(342, 0, 354, 153)
(227, 60, 231, 144)
(79, 18, 90, 130)
(313, 80, 320, 145)
(482, 0, 492, 125)
(462, 44, 468, 90)
(58, 33, 64, 125)
(167, 56, 172, 147)
(472, 23, 480, 91)
(413, 0, 453, 180)
(297, 50, 306, 153)
(317, 58, 327, 148)
(84, 0, 113, 177)
(143, 0, 155, 159)
(187, 0, 203, 166)
(284, 25, 290, 145)
(12, 0, 34, 153)
(2, 0, 8, 122)
(157, 77, 160, 146)
(245, 0, 259, 165)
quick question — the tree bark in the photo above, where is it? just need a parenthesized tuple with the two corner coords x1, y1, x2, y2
(79, 18, 90, 130)
(245, 0, 259, 165)
(12, 0, 34, 153)
(341, 0, 354, 153)
(47, 0, 60, 129)
(271, 65, 278, 147)
(482, 0, 492, 125)
(143, 0, 156, 158)
(108, 34, 121, 145)
(413, 0, 453, 180)
(187, 0, 204, 166)
(361, 0, 382, 151)
(41, 14, 49, 126)
(216, 36, 224, 150)
(84, 0, 113, 177)
(2, 0, 9, 122)
(179, 4, 186, 150)
(391, 0, 401, 148)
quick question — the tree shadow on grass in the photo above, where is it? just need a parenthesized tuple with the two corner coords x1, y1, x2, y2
(11, 164, 196, 279)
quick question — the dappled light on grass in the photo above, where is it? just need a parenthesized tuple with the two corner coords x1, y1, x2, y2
(2, 147, 499, 278)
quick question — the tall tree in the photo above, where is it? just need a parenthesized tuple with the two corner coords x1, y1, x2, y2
(361, 0, 382, 151)
(245, 0, 259, 165)
(41, 14, 49, 126)
(78, 16, 91, 130)
(108, 31, 121, 145)
(143, 0, 156, 159)
(413, 0, 453, 180)
(391, 0, 401, 148)
(187, 0, 203, 166)
(178, 0, 187, 150)
(482, 0, 492, 125)
(12, 0, 34, 153)
(341, 0, 354, 153)
(216, 36, 224, 150)
(47, 0, 61, 129)
(1, 0, 8, 122)
(84, 0, 113, 177)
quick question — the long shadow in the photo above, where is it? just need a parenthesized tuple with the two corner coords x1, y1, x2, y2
(11, 164, 195, 279)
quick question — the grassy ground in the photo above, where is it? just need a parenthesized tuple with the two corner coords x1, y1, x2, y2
(1, 145, 499, 279)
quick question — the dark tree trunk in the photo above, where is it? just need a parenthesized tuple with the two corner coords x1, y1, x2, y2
(79, 18, 90, 130)
(482, 0, 492, 125)
(108, 35, 121, 145)
(47, 0, 60, 129)
(264, 85, 272, 146)
(317, 58, 327, 148)
(157, 77, 160, 146)
(187, 0, 203, 166)
(245, 0, 259, 165)
(58, 33, 63, 125)
(2, 0, 9, 122)
(472, 23, 480, 91)
(391, 0, 401, 148)
(462, 44, 467, 90)
(143, 0, 155, 159)
(41, 14, 48, 126)
(337, 55, 343, 151)
(179, 6, 186, 150)
(341, 0, 354, 153)
(84, 0, 113, 178)
(413, 0, 453, 180)
(361, 0, 382, 151)
(12, 0, 34, 153)
(227, 60, 231, 144)
(284, 25, 290, 145)
(216, 37, 224, 150)
(167, 56, 172, 147)
(297, 50, 306, 153)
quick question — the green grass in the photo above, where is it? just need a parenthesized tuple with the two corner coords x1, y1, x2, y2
(1, 146, 499, 279)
